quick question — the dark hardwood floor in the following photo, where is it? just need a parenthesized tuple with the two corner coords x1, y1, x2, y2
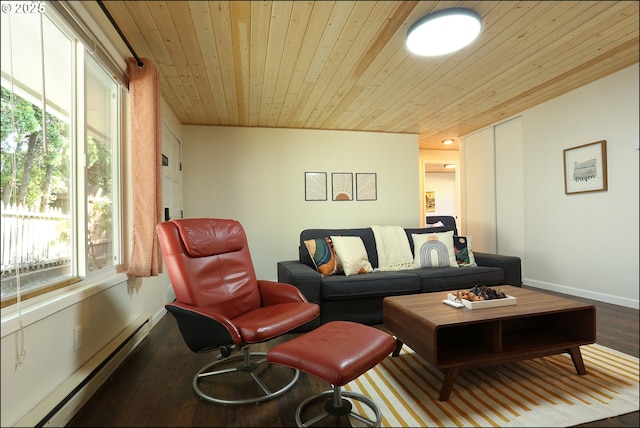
(67, 286, 639, 427)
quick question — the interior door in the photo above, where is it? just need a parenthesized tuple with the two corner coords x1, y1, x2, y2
(161, 124, 182, 302)
(161, 123, 183, 221)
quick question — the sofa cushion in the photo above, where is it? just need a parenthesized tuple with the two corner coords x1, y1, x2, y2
(453, 235, 477, 267)
(415, 266, 504, 293)
(412, 231, 458, 268)
(304, 237, 338, 275)
(330, 236, 373, 276)
(320, 271, 420, 300)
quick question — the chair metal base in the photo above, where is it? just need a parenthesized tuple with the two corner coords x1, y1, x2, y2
(295, 385, 382, 427)
(193, 347, 300, 405)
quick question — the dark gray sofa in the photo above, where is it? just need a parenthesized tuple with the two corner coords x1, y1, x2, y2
(277, 217, 522, 330)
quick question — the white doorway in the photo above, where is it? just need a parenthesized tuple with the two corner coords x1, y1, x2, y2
(422, 161, 461, 230)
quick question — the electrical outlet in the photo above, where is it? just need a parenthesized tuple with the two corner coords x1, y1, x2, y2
(74, 325, 82, 351)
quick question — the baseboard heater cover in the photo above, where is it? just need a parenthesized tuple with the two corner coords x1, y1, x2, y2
(17, 315, 150, 427)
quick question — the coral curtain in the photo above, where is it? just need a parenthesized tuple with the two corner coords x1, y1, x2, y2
(127, 57, 162, 277)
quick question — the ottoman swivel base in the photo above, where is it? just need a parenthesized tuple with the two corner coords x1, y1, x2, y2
(295, 386, 382, 427)
(267, 321, 397, 428)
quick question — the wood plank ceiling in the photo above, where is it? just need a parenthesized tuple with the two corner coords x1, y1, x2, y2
(94, 1, 639, 151)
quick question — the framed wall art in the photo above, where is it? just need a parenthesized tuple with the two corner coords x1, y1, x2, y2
(332, 172, 353, 201)
(356, 173, 377, 201)
(304, 172, 327, 201)
(425, 191, 436, 212)
(563, 140, 607, 194)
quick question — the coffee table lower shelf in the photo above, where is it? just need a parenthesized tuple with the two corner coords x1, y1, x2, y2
(392, 340, 589, 401)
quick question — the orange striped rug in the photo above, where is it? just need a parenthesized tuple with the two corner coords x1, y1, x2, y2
(344, 343, 639, 427)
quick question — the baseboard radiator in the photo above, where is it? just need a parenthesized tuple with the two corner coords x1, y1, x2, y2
(17, 315, 150, 427)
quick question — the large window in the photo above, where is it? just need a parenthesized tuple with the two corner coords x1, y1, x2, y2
(1, 7, 122, 307)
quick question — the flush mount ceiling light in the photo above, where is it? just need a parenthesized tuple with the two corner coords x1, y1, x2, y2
(407, 8, 482, 56)
(444, 164, 457, 169)
(442, 139, 455, 145)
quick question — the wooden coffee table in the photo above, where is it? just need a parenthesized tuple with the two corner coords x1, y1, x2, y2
(383, 285, 596, 401)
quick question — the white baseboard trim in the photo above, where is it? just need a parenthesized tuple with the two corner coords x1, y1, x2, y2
(17, 315, 150, 428)
(150, 307, 168, 329)
(524, 279, 639, 309)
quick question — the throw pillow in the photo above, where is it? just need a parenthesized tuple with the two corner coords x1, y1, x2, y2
(412, 230, 458, 268)
(454, 235, 477, 267)
(330, 236, 373, 276)
(304, 237, 337, 276)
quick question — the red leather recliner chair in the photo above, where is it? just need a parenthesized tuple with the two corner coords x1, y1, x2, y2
(156, 218, 320, 405)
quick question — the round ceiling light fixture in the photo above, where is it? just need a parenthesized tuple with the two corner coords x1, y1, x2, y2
(406, 8, 482, 56)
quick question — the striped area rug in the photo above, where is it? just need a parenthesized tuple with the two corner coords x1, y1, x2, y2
(344, 343, 639, 427)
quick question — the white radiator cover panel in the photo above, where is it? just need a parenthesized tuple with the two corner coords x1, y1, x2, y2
(18, 315, 149, 427)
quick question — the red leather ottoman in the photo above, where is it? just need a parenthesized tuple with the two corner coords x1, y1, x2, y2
(267, 321, 397, 427)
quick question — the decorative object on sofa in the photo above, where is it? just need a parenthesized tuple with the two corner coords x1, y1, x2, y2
(330, 235, 373, 276)
(412, 230, 458, 268)
(425, 191, 436, 212)
(453, 235, 477, 266)
(304, 171, 327, 201)
(371, 225, 415, 271)
(332, 172, 353, 201)
(406, 8, 482, 56)
(563, 140, 607, 194)
(303, 237, 337, 276)
(356, 173, 377, 201)
(267, 321, 397, 428)
(156, 218, 320, 405)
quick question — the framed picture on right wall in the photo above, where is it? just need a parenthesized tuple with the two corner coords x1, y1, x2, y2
(563, 140, 608, 194)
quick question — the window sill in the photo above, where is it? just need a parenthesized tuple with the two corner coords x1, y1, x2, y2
(0, 270, 129, 338)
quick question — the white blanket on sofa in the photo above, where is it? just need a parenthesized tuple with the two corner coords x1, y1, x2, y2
(371, 225, 416, 271)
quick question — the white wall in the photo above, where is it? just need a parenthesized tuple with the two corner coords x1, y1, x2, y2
(522, 64, 639, 308)
(462, 64, 639, 308)
(182, 126, 420, 280)
(495, 117, 525, 260)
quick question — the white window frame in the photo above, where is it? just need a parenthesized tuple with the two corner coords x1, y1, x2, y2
(0, 4, 127, 313)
